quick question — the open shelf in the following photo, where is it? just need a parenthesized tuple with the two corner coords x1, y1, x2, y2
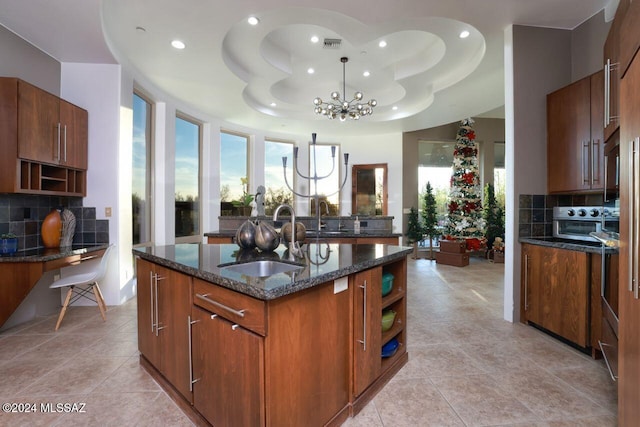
(18, 160, 86, 196)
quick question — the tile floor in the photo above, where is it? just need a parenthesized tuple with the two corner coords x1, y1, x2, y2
(0, 257, 617, 426)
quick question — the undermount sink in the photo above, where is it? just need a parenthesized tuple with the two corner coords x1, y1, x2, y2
(219, 260, 304, 277)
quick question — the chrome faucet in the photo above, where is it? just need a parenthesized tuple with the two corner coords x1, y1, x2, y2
(273, 204, 304, 260)
(317, 199, 329, 231)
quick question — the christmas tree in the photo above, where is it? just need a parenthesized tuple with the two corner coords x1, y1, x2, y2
(444, 118, 485, 246)
(405, 207, 423, 259)
(422, 182, 438, 260)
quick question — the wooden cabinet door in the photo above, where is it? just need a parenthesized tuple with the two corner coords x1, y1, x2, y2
(155, 265, 192, 401)
(543, 248, 589, 347)
(192, 306, 265, 427)
(618, 49, 640, 426)
(353, 266, 382, 397)
(136, 258, 161, 368)
(604, 4, 622, 141)
(521, 244, 544, 325)
(547, 76, 592, 193)
(17, 81, 59, 164)
(59, 100, 88, 170)
(522, 245, 589, 346)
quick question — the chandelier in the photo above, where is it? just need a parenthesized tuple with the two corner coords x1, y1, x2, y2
(313, 57, 377, 121)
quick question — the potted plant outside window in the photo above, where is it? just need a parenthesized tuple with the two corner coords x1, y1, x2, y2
(232, 177, 255, 216)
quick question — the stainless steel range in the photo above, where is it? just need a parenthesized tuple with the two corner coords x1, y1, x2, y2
(552, 206, 610, 242)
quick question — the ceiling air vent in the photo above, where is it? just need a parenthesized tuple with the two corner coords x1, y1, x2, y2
(323, 38, 342, 49)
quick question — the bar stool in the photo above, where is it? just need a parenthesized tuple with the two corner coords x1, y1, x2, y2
(50, 244, 114, 331)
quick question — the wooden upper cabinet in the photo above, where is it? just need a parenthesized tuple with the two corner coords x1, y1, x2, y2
(547, 71, 604, 193)
(59, 99, 88, 170)
(17, 80, 60, 164)
(603, 0, 625, 141)
(0, 78, 88, 196)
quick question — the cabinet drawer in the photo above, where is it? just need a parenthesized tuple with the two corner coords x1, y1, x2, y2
(193, 278, 266, 335)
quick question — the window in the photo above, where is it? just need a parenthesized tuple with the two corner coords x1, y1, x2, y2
(309, 143, 342, 215)
(175, 115, 201, 239)
(220, 131, 249, 215)
(264, 139, 294, 214)
(132, 92, 152, 246)
(493, 141, 506, 212)
(418, 141, 455, 227)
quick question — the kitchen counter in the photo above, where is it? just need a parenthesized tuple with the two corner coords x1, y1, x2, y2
(0, 244, 108, 262)
(519, 237, 618, 254)
(134, 242, 412, 300)
(204, 229, 402, 239)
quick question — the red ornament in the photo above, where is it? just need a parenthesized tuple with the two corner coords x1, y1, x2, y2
(468, 131, 476, 140)
(448, 201, 458, 213)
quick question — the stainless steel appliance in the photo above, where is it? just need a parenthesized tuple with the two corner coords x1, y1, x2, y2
(552, 206, 605, 242)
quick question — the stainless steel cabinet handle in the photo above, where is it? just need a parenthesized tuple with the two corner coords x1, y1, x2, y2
(154, 274, 166, 334)
(63, 125, 67, 163)
(592, 139, 600, 185)
(604, 59, 610, 128)
(582, 141, 590, 185)
(633, 138, 640, 298)
(232, 324, 240, 331)
(630, 139, 637, 294)
(598, 340, 618, 381)
(195, 293, 246, 318)
(604, 154, 609, 202)
(524, 254, 529, 311)
(188, 316, 200, 391)
(150, 271, 155, 333)
(56, 123, 61, 162)
(358, 280, 367, 351)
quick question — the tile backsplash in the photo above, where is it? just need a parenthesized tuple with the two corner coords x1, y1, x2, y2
(0, 194, 109, 251)
(518, 193, 603, 238)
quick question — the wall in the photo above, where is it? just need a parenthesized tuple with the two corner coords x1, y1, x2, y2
(0, 24, 59, 94)
(61, 62, 129, 304)
(505, 12, 609, 322)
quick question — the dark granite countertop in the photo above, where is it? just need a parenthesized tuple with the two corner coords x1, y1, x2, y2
(519, 237, 618, 254)
(205, 230, 402, 239)
(134, 243, 412, 301)
(0, 244, 109, 263)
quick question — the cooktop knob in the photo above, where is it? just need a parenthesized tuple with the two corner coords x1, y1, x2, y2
(567, 209, 576, 216)
(590, 208, 600, 217)
(578, 208, 587, 217)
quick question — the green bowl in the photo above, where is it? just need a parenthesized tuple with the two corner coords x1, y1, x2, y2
(381, 309, 396, 332)
(382, 273, 394, 296)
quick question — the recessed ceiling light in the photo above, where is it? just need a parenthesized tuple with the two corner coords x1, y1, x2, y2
(363, 71, 370, 77)
(247, 16, 259, 25)
(171, 40, 185, 49)
(270, 102, 277, 107)
(378, 40, 387, 48)
(392, 106, 398, 110)
(459, 30, 470, 39)
(307, 68, 315, 74)
(310, 35, 319, 43)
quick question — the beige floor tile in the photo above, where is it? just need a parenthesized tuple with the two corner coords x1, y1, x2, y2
(373, 377, 465, 426)
(91, 356, 162, 394)
(431, 374, 540, 426)
(19, 356, 127, 397)
(496, 368, 613, 421)
(342, 401, 383, 427)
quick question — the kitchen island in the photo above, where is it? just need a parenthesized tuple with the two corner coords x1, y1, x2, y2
(134, 242, 412, 427)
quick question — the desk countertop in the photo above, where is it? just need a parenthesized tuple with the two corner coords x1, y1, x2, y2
(0, 244, 109, 263)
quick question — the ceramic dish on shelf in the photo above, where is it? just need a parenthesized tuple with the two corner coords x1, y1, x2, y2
(382, 273, 394, 296)
(381, 309, 396, 332)
(381, 338, 399, 358)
